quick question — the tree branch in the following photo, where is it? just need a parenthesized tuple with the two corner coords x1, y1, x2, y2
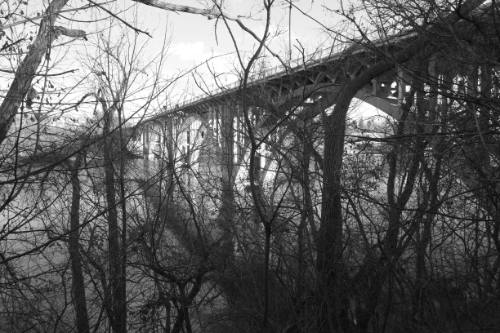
(132, 0, 224, 20)
(0, 0, 70, 146)
(54, 26, 87, 40)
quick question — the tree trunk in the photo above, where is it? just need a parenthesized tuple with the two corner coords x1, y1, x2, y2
(317, 96, 348, 333)
(0, 0, 69, 145)
(68, 153, 90, 333)
(117, 104, 128, 333)
(219, 104, 235, 257)
(102, 103, 126, 333)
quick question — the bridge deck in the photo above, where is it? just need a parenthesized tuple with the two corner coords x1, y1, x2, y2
(146, 32, 416, 123)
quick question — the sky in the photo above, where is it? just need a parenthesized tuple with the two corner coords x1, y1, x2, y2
(2, 0, 381, 127)
(107, 0, 342, 100)
(43, 0, 345, 120)
(127, 0, 337, 62)
(117, 0, 388, 123)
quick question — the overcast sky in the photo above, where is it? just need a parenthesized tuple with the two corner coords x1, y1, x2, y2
(60, 0, 382, 123)
(2, 1, 384, 126)
(109, 0, 341, 98)
(130, 1, 337, 64)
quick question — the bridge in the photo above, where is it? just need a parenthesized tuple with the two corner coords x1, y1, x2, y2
(133, 34, 413, 178)
(2, 5, 498, 332)
(124, 12, 498, 223)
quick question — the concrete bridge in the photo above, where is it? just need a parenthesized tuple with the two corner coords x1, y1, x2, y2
(125, 6, 497, 207)
(133, 35, 412, 177)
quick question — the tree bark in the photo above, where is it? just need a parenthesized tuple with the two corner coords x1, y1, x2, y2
(68, 153, 90, 333)
(218, 104, 235, 258)
(102, 101, 126, 333)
